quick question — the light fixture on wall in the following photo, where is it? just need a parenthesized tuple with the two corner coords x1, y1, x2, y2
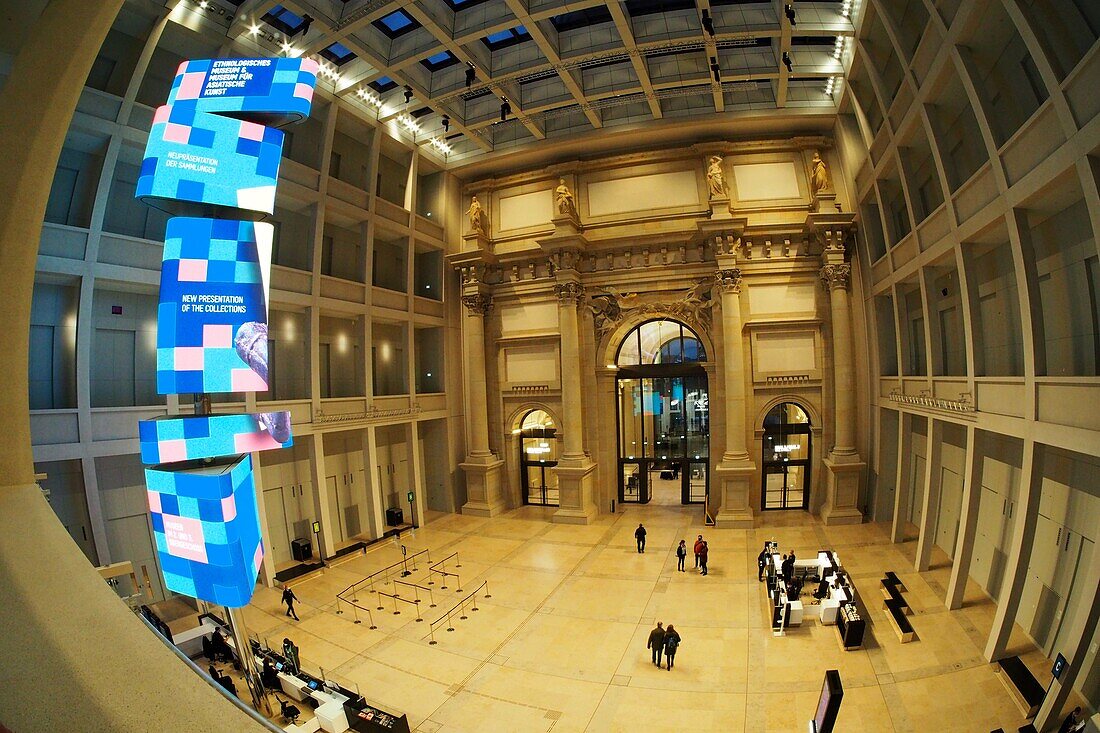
(441, 114, 450, 133)
(782, 52, 793, 73)
(403, 85, 414, 104)
(784, 4, 796, 26)
(465, 64, 476, 88)
(500, 98, 511, 121)
(710, 57, 721, 82)
(701, 9, 714, 36)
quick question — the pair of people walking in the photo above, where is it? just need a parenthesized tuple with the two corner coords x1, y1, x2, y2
(692, 535, 709, 575)
(646, 621, 682, 670)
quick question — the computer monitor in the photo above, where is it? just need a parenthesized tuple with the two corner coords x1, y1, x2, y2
(307, 679, 320, 691)
(275, 662, 284, 671)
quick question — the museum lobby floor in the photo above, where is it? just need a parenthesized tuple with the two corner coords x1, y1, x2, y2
(237, 504, 1060, 732)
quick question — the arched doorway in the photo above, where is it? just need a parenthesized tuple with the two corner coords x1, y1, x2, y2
(761, 402, 812, 510)
(519, 409, 559, 506)
(615, 319, 709, 505)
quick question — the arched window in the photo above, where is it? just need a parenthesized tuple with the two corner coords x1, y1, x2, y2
(761, 402, 811, 510)
(617, 319, 706, 366)
(520, 409, 559, 506)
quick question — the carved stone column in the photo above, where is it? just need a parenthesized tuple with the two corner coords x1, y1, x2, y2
(551, 280, 597, 524)
(713, 264, 755, 528)
(820, 233, 864, 525)
(459, 291, 504, 516)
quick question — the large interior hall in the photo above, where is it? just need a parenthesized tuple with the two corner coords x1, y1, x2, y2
(1, 0, 1098, 731)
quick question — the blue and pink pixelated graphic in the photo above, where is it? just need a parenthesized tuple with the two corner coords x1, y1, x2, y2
(136, 57, 315, 608)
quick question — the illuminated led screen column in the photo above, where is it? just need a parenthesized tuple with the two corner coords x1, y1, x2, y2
(136, 58, 317, 607)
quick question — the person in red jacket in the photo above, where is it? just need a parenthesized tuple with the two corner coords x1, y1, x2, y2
(693, 535, 704, 569)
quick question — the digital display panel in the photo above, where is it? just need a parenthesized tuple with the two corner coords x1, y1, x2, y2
(136, 57, 315, 608)
(155, 217, 272, 394)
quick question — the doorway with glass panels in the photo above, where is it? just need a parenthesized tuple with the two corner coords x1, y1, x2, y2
(615, 320, 709, 505)
(761, 402, 812, 510)
(519, 409, 559, 506)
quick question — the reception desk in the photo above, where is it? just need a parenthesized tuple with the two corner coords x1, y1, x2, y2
(764, 548, 864, 649)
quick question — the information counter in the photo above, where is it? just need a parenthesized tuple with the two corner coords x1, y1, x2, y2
(763, 548, 864, 650)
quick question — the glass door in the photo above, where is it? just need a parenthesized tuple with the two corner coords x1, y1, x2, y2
(760, 403, 812, 510)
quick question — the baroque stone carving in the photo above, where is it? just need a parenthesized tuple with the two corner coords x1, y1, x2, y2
(706, 155, 726, 199)
(461, 293, 493, 315)
(588, 280, 716, 335)
(820, 263, 851, 290)
(714, 268, 743, 293)
(554, 281, 585, 304)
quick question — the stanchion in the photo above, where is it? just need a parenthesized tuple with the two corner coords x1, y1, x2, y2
(367, 608, 377, 630)
(484, 582, 492, 599)
(446, 614, 455, 632)
(352, 606, 360, 625)
(455, 573, 462, 593)
(414, 602, 423, 623)
(335, 598, 342, 615)
(429, 627, 437, 645)
(427, 588, 436, 608)
(391, 594, 400, 616)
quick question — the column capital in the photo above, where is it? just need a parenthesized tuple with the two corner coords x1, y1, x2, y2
(714, 267, 743, 293)
(461, 293, 493, 315)
(554, 281, 585, 305)
(820, 263, 851, 291)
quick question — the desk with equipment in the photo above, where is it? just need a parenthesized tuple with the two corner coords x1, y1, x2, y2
(763, 546, 865, 650)
(201, 615, 410, 733)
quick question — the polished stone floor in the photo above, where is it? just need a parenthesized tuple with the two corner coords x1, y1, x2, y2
(237, 504, 1065, 732)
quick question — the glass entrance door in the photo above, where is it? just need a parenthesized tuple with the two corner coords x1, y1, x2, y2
(616, 373, 709, 504)
(761, 403, 812, 510)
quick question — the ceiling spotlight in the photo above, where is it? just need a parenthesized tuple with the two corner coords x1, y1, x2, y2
(199, 0, 209, 9)
(841, 0, 853, 18)
(785, 4, 796, 26)
(782, 51, 793, 73)
(465, 65, 476, 88)
(403, 85, 414, 104)
(701, 9, 714, 37)
(249, 23, 261, 35)
(442, 114, 450, 133)
(281, 40, 293, 54)
(500, 98, 511, 121)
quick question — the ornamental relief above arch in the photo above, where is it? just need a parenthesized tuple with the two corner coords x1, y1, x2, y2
(587, 279, 719, 346)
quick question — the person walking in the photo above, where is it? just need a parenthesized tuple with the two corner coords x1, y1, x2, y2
(693, 535, 704, 569)
(635, 523, 647, 553)
(282, 584, 300, 620)
(699, 541, 709, 576)
(646, 621, 665, 667)
(663, 624, 681, 670)
(676, 540, 687, 572)
(757, 545, 770, 582)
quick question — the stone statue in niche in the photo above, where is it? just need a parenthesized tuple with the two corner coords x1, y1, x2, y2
(810, 151, 831, 195)
(555, 178, 576, 217)
(706, 155, 726, 199)
(467, 195, 485, 234)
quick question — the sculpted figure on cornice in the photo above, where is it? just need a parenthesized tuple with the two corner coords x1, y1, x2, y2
(467, 195, 485, 235)
(588, 280, 717, 336)
(810, 151, 831, 196)
(706, 155, 726, 199)
(555, 178, 577, 217)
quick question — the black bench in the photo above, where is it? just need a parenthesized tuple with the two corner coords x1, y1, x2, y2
(883, 571, 906, 592)
(995, 656, 1045, 718)
(884, 599, 915, 642)
(880, 577, 910, 612)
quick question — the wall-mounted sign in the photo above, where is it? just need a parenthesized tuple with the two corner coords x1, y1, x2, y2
(136, 57, 317, 608)
(312, 521, 321, 534)
(407, 491, 415, 503)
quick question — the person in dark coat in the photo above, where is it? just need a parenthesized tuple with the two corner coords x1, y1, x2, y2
(699, 541, 709, 576)
(1060, 706, 1085, 733)
(693, 535, 704, 568)
(781, 553, 795, 584)
(663, 624, 681, 670)
(282, 584, 300, 620)
(635, 523, 647, 553)
(757, 545, 770, 582)
(676, 540, 687, 572)
(646, 621, 665, 667)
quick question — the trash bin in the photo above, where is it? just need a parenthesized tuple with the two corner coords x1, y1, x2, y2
(385, 507, 404, 527)
(291, 537, 312, 561)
